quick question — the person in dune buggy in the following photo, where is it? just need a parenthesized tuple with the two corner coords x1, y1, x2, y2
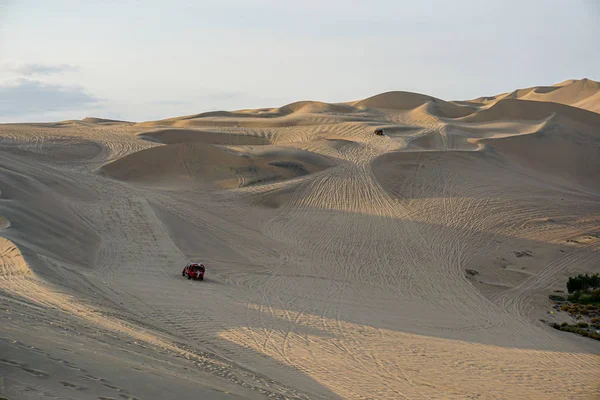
(182, 262, 205, 280)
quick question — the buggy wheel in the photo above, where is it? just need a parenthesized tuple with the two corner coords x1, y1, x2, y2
(187, 274, 191, 280)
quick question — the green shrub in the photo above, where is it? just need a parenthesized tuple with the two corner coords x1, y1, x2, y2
(560, 322, 569, 327)
(591, 317, 600, 323)
(568, 293, 580, 302)
(579, 294, 593, 303)
(548, 294, 566, 302)
(577, 322, 589, 328)
(557, 324, 600, 340)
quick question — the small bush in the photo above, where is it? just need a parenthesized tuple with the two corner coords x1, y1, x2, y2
(561, 304, 570, 311)
(556, 324, 600, 340)
(568, 293, 580, 302)
(590, 289, 600, 302)
(548, 294, 566, 302)
(560, 322, 569, 327)
(591, 317, 600, 323)
(579, 294, 593, 303)
(577, 322, 589, 328)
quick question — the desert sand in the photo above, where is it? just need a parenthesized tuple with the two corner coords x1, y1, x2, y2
(1, 78, 599, 399)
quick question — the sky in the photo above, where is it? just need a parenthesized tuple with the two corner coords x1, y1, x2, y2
(1, 0, 599, 122)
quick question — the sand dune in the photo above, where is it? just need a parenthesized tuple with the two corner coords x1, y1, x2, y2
(353, 90, 476, 118)
(479, 127, 600, 192)
(139, 128, 270, 146)
(136, 112, 351, 128)
(459, 97, 600, 127)
(81, 117, 133, 124)
(136, 91, 477, 129)
(100, 142, 334, 189)
(136, 101, 365, 129)
(1, 80, 599, 400)
(465, 78, 600, 114)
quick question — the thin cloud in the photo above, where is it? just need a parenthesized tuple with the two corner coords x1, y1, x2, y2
(0, 78, 99, 117)
(14, 63, 79, 76)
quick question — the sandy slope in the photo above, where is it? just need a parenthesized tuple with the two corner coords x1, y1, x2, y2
(1, 81, 599, 400)
(461, 78, 600, 114)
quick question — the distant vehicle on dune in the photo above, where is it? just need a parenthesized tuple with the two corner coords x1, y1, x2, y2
(182, 262, 205, 280)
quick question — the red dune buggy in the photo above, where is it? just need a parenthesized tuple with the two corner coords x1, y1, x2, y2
(182, 262, 205, 280)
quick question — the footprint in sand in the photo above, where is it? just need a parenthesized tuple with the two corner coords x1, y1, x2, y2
(59, 381, 88, 390)
(0, 358, 49, 378)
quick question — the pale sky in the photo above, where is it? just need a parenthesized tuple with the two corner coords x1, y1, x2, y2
(1, 0, 599, 122)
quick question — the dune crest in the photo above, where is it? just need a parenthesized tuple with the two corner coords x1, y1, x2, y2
(466, 78, 600, 114)
(353, 90, 476, 118)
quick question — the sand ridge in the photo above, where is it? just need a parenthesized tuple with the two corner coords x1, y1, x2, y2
(0, 79, 599, 399)
(462, 78, 600, 114)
